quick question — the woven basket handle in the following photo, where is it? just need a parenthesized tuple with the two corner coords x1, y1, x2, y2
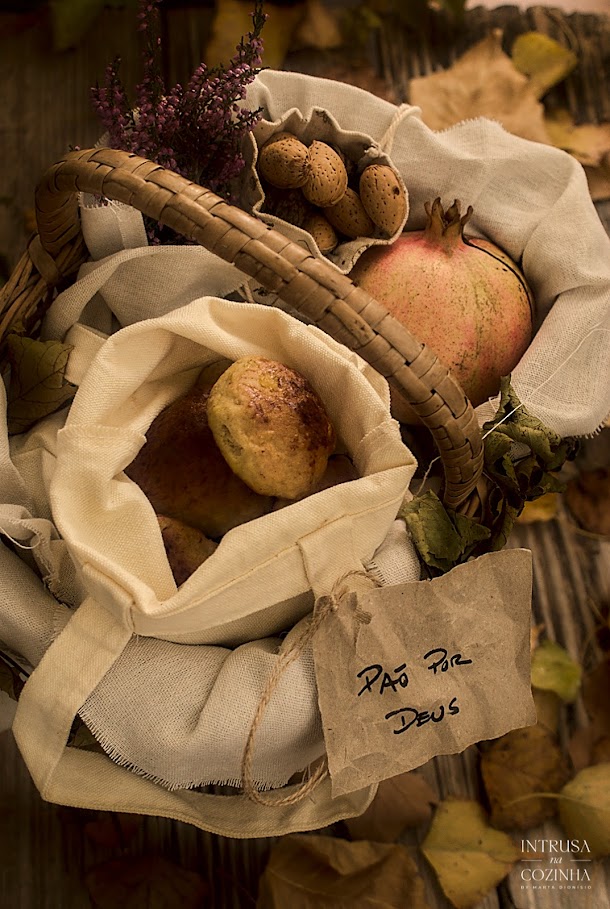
(33, 147, 483, 508)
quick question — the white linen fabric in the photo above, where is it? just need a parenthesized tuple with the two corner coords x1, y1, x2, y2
(1, 70, 608, 834)
(4, 290, 416, 821)
(247, 71, 610, 437)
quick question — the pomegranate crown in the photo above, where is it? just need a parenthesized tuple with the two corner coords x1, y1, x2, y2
(424, 197, 474, 244)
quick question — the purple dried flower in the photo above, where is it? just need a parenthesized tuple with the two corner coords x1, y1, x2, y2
(90, 0, 266, 243)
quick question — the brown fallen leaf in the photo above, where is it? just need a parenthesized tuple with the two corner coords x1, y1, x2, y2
(421, 799, 519, 909)
(410, 30, 550, 143)
(559, 763, 610, 858)
(570, 659, 610, 768)
(584, 161, 610, 202)
(257, 834, 429, 908)
(292, 0, 343, 51)
(592, 736, 610, 764)
(480, 724, 571, 830)
(511, 32, 577, 99)
(545, 109, 610, 168)
(529, 622, 545, 653)
(84, 811, 143, 849)
(564, 467, 610, 536)
(344, 770, 438, 842)
(86, 855, 208, 908)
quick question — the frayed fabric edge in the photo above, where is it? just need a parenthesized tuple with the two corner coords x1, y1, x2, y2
(75, 707, 296, 794)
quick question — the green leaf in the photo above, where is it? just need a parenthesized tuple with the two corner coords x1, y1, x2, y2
(6, 334, 76, 435)
(531, 640, 582, 703)
(511, 32, 578, 99)
(400, 490, 490, 573)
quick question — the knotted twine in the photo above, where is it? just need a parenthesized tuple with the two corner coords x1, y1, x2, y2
(240, 570, 380, 806)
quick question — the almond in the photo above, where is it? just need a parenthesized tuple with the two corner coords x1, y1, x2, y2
(359, 164, 407, 237)
(258, 132, 309, 189)
(323, 188, 375, 239)
(302, 211, 339, 254)
(302, 141, 348, 207)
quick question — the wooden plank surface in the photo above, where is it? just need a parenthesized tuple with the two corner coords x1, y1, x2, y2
(0, 3, 609, 907)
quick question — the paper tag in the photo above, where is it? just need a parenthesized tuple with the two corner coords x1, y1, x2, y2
(312, 548, 536, 797)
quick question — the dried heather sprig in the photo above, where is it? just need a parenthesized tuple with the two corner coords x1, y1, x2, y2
(90, 0, 266, 216)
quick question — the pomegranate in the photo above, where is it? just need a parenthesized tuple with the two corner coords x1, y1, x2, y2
(349, 198, 534, 422)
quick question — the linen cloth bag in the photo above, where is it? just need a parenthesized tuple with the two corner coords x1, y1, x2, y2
(4, 288, 416, 833)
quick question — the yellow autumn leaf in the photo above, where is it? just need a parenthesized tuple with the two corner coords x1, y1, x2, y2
(511, 32, 577, 99)
(421, 799, 519, 908)
(410, 30, 550, 144)
(517, 492, 558, 524)
(559, 763, 610, 858)
(204, 0, 305, 71)
(531, 639, 582, 703)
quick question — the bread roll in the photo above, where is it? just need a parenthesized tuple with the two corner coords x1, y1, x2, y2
(125, 358, 273, 538)
(206, 356, 336, 500)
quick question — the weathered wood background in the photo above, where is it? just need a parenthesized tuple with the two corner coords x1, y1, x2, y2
(0, 3, 609, 907)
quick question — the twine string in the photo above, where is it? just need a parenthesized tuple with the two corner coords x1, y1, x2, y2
(379, 104, 416, 155)
(241, 570, 375, 807)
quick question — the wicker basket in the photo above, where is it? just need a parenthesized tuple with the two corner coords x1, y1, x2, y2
(0, 146, 483, 513)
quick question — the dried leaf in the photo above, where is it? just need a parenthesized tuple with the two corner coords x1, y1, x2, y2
(591, 737, 610, 764)
(516, 493, 558, 524)
(85, 812, 143, 849)
(68, 720, 104, 753)
(421, 799, 519, 908)
(257, 834, 429, 908)
(410, 30, 550, 143)
(206, 0, 304, 70)
(564, 467, 610, 536)
(345, 771, 438, 842)
(86, 855, 208, 909)
(400, 489, 490, 573)
(0, 656, 25, 701)
(570, 660, 610, 768)
(293, 0, 343, 51)
(50, 0, 135, 51)
(582, 660, 610, 732)
(531, 639, 582, 703)
(584, 162, 610, 202)
(559, 763, 610, 858)
(480, 725, 570, 830)
(532, 686, 561, 734)
(530, 623, 545, 653)
(511, 32, 577, 99)
(6, 334, 76, 435)
(545, 109, 610, 167)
